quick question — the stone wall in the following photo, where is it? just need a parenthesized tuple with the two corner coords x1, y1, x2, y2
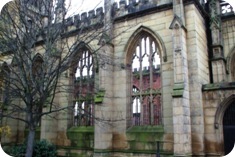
(202, 84, 235, 156)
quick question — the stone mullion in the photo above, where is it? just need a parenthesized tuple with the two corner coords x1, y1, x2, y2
(87, 52, 94, 126)
(135, 97, 138, 115)
(84, 52, 89, 126)
(139, 39, 144, 125)
(136, 97, 140, 125)
(78, 56, 83, 126)
(88, 53, 92, 126)
(143, 37, 151, 125)
(149, 37, 154, 125)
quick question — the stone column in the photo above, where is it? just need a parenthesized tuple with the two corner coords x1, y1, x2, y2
(94, 43, 114, 156)
(54, 72, 71, 146)
(93, 0, 115, 156)
(171, 23, 192, 156)
(170, 1, 192, 156)
(209, 0, 226, 83)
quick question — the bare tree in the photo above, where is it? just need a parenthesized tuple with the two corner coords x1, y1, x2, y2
(0, 0, 108, 156)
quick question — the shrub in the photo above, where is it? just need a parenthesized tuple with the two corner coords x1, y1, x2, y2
(7, 144, 26, 157)
(7, 139, 57, 157)
(0, 125, 11, 138)
(33, 140, 57, 157)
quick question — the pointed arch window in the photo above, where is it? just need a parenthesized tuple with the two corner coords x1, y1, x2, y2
(73, 48, 94, 126)
(131, 34, 162, 126)
(32, 54, 44, 127)
(32, 54, 44, 80)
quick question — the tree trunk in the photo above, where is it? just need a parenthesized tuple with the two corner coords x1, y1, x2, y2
(25, 129, 35, 157)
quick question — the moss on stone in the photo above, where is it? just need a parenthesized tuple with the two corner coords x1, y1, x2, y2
(94, 90, 105, 103)
(67, 126, 94, 149)
(172, 82, 184, 97)
(126, 126, 164, 153)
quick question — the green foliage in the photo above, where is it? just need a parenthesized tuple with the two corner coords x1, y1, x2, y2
(8, 143, 26, 157)
(7, 140, 57, 157)
(33, 140, 57, 157)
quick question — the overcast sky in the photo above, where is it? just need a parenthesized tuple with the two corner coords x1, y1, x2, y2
(66, 0, 235, 16)
(1, 0, 235, 17)
(66, 0, 103, 16)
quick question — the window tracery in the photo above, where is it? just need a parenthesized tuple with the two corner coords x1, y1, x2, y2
(131, 34, 161, 126)
(73, 48, 94, 126)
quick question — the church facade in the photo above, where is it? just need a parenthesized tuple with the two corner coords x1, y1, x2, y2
(1, 0, 235, 157)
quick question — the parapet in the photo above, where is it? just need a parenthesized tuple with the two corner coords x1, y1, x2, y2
(112, 0, 172, 18)
(46, 0, 234, 37)
(112, 0, 216, 19)
(63, 0, 215, 31)
(64, 7, 104, 32)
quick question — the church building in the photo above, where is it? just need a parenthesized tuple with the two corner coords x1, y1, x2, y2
(1, 0, 235, 157)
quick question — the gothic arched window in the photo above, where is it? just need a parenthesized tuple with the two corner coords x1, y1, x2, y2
(73, 48, 94, 126)
(32, 54, 44, 127)
(32, 54, 43, 80)
(131, 33, 162, 126)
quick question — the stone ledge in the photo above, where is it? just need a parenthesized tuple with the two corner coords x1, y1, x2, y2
(172, 82, 184, 97)
(127, 125, 164, 133)
(93, 149, 173, 156)
(202, 82, 235, 91)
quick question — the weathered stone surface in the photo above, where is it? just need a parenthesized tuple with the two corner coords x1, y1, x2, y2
(2, 1, 235, 157)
